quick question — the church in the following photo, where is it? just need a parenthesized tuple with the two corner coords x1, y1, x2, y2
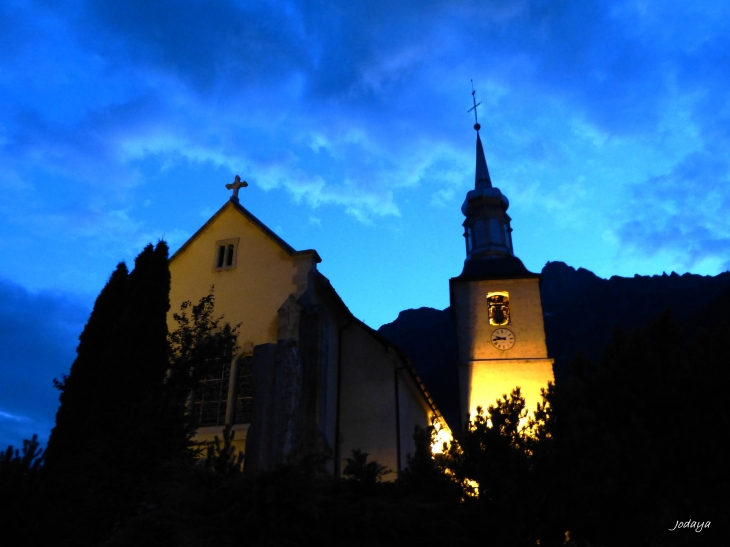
(167, 121, 553, 477)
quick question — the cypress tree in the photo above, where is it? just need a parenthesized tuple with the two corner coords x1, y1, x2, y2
(94, 241, 189, 476)
(115, 241, 171, 394)
(44, 242, 184, 546)
(44, 262, 129, 474)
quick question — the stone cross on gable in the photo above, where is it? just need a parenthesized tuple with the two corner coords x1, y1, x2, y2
(226, 175, 248, 202)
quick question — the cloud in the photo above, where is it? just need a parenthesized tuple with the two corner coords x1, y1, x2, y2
(0, 278, 89, 449)
(618, 144, 730, 271)
(8, 1, 720, 188)
(2, 0, 730, 283)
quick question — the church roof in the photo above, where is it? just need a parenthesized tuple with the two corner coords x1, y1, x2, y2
(451, 255, 540, 282)
(170, 198, 322, 264)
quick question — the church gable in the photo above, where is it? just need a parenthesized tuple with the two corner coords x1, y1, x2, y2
(169, 199, 320, 348)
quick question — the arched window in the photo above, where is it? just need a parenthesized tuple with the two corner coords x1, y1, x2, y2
(489, 219, 503, 244)
(474, 220, 487, 247)
(487, 291, 511, 326)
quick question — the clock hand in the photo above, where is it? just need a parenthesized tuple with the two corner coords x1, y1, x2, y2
(493, 336, 506, 340)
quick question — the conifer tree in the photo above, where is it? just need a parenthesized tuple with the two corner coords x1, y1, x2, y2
(44, 262, 129, 474)
(93, 241, 189, 475)
(42, 242, 181, 546)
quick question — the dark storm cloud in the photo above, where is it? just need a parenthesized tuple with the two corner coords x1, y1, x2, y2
(619, 145, 730, 269)
(0, 279, 89, 449)
(68, 0, 314, 93)
(45, 0, 724, 132)
(1, 92, 170, 199)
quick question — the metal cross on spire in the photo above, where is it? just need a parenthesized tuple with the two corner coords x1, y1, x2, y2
(468, 79, 482, 131)
(226, 175, 248, 202)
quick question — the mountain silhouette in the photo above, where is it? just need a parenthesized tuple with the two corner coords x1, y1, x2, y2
(377, 261, 730, 430)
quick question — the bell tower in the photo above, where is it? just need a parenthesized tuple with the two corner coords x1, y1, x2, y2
(450, 93, 553, 426)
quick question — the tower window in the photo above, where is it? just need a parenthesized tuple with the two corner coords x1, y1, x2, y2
(474, 221, 487, 247)
(489, 219, 503, 244)
(214, 238, 239, 270)
(487, 291, 511, 326)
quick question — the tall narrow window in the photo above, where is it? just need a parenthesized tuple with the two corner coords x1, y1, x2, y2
(487, 291, 511, 326)
(474, 220, 487, 247)
(191, 364, 231, 427)
(213, 238, 239, 270)
(489, 219, 503, 244)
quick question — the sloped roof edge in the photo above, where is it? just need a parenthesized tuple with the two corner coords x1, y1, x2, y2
(313, 271, 444, 423)
(170, 199, 322, 264)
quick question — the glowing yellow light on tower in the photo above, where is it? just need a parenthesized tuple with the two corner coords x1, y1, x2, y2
(486, 291, 511, 326)
(468, 363, 551, 425)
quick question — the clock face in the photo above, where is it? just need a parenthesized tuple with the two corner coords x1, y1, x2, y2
(491, 328, 515, 350)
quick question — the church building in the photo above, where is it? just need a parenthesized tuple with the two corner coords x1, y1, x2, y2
(168, 178, 443, 477)
(167, 115, 553, 475)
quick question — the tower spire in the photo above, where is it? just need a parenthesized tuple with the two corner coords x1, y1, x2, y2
(468, 81, 492, 189)
(459, 81, 512, 263)
(475, 133, 492, 189)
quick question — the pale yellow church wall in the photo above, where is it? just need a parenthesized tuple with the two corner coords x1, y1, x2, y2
(338, 326, 400, 477)
(168, 203, 298, 348)
(452, 277, 548, 362)
(191, 424, 249, 458)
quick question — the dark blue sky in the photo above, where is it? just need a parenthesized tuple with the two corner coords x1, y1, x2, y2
(2, 0, 729, 449)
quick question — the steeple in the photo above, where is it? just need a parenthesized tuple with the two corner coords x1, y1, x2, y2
(475, 132, 492, 189)
(450, 84, 553, 437)
(460, 88, 514, 264)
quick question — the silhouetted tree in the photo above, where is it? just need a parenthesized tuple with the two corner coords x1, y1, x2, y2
(201, 425, 245, 476)
(444, 388, 530, 499)
(531, 310, 730, 546)
(45, 262, 129, 474)
(94, 241, 190, 477)
(440, 388, 541, 544)
(342, 449, 392, 491)
(41, 242, 189, 546)
(398, 424, 460, 500)
(0, 435, 48, 547)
